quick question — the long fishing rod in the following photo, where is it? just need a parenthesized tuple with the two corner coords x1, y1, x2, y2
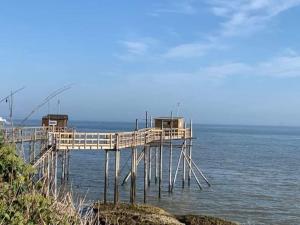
(0, 86, 25, 104)
(20, 84, 72, 125)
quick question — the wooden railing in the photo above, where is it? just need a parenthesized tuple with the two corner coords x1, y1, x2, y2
(51, 128, 191, 150)
(2, 127, 48, 143)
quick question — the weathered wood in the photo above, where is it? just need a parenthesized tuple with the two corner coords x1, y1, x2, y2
(114, 149, 120, 205)
(181, 149, 203, 190)
(159, 129, 163, 199)
(155, 147, 158, 184)
(144, 146, 148, 203)
(54, 150, 58, 198)
(130, 147, 137, 204)
(104, 150, 109, 204)
(172, 145, 183, 192)
(148, 147, 152, 186)
(188, 120, 192, 186)
(122, 150, 144, 185)
(169, 113, 173, 193)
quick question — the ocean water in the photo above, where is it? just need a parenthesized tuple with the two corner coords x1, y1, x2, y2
(59, 122, 300, 225)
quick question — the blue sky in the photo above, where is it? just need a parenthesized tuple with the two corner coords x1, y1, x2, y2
(1, 0, 300, 125)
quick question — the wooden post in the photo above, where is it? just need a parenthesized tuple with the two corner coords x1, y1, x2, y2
(47, 153, 51, 195)
(114, 134, 120, 205)
(159, 126, 163, 199)
(168, 112, 173, 193)
(148, 147, 152, 186)
(155, 147, 158, 184)
(114, 149, 120, 205)
(104, 150, 109, 204)
(130, 147, 137, 204)
(61, 151, 65, 184)
(182, 150, 203, 190)
(188, 120, 192, 186)
(54, 150, 58, 198)
(66, 150, 70, 181)
(182, 123, 187, 188)
(144, 145, 148, 203)
(172, 146, 183, 192)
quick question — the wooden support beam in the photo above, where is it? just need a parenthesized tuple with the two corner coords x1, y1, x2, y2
(104, 150, 109, 204)
(188, 120, 193, 186)
(122, 150, 144, 185)
(155, 147, 158, 184)
(181, 149, 203, 190)
(54, 150, 58, 198)
(130, 147, 137, 204)
(159, 130, 163, 199)
(114, 149, 120, 205)
(169, 113, 173, 193)
(144, 146, 148, 203)
(188, 139, 192, 186)
(171, 146, 183, 192)
(148, 147, 152, 186)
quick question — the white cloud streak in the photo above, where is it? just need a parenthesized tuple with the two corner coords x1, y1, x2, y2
(150, 0, 197, 16)
(164, 0, 300, 58)
(120, 41, 148, 55)
(198, 52, 300, 78)
(209, 0, 300, 36)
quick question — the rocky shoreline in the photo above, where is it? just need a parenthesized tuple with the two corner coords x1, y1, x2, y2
(92, 202, 238, 225)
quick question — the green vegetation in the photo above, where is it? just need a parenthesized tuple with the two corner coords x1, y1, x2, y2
(0, 143, 80, 225)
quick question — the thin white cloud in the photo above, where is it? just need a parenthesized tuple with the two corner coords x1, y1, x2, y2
(163, 0, 300, 58)
(209, 0, 300, 36)
(164, 43, 212, 58)
(150, 0, 197, 16)
(198, 51, 300, 78)
(120, 41, 148, 55)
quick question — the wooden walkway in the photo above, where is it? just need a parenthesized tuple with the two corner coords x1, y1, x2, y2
(2, 122, 210, 205)
(52, 127, 191, 150)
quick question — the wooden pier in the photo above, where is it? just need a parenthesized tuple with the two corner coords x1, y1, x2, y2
(2, 115, 210, 205)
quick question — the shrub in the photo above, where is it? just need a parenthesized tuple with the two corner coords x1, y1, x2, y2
(0, 144, 80, 225)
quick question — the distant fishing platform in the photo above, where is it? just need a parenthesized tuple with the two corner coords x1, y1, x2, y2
(2, 114, 210, 205)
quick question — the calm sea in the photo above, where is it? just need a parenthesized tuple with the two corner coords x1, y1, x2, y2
(54, 121, 300, 225)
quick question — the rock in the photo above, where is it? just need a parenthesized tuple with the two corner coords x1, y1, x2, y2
(176, 215, 238, 225)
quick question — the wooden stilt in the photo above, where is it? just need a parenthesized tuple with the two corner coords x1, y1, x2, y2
(54, 150, 58, 198)
(188, 120, 192, 186)
(130, 147, 137, 204)
(104, 150, 109, 204)
(182, 123, 187, 188)
(67, 150, 70, 181)
(168, 113, 173, 193)
(181, 150, 203, 190)
(159, 129, 163, 199)
(47, 153, 50, 195)
(155, 147, 158, 184)
(148, 147, 152, 186)
(114, 149, 120, 205)
(122, 150, 144, 185)
(172, 145, 183, 192)
(61, 151, 65, 184)
(144, 146, 148, 203)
